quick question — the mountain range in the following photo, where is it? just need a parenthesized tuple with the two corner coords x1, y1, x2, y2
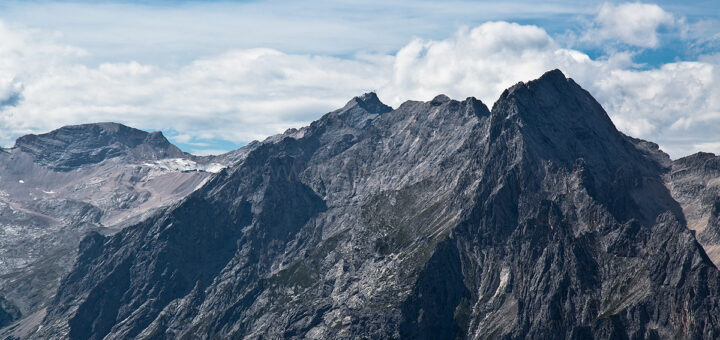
(4, 70, 720, 338)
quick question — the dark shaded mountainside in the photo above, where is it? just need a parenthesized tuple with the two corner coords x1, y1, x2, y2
(18, 70, 720, 339)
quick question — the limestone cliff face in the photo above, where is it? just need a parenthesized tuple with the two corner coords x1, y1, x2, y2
(29, 71, 720, 339)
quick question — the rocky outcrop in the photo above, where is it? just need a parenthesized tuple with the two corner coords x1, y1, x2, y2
(31, 70, 720, 339)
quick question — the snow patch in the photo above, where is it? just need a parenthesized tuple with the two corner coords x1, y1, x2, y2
(143, 158, 225, 173)
(18, 179, 24, 184)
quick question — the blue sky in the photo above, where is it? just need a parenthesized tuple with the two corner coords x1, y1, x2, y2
(0, 1, 718, 157)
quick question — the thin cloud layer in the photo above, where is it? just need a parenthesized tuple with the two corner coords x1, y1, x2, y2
(0, 0, 587, 64)
(0, 2, 719, 158)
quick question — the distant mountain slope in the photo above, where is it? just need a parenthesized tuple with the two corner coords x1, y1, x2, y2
(0, 123, 245, 334)
(31, 71, 720, 339)
(667, 152, 720, 266)
(12, 122, 186, 171)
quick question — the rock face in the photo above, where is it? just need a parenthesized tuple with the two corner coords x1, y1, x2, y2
(0, 123, 244, 336)
(667, 152, 720, 266)
(28, 70, 720, 339)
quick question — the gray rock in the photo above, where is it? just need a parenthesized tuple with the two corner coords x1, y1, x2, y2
(667, 152, 720, 266)
(30, 70, 720, 339)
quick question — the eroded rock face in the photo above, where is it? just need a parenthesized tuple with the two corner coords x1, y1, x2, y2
(24, 71, 720, 339)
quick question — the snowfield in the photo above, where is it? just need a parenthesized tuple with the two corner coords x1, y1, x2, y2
(143, 158, 225, 173)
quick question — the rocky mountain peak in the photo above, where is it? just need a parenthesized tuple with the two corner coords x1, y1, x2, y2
(489, 69, 683, 226)
(492, 69, 626, 165)
(13, 122, 185, 171)
(344, 92, 392, 114)
(429, 94, 451, 106)
(495, 69, 612, 125)
(324, 92, 393, 129)
(533, 67, 567, 83)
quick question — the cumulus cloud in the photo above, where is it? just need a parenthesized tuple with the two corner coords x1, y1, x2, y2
(379, 22, 634, 106)
(381, 22, 560, 106)
(588, 62, 720, 157)
(582, 2, 675, 48)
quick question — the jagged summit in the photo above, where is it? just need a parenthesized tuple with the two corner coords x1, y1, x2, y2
(501, 68, 568, 93)
(492, 69, 624, 163)
(13, 122, 185, 171)
(326, 92, 392, 129)
(534, 67, 566, 83)
(495, 69, 611, 123)
(345, 92, 392, 114)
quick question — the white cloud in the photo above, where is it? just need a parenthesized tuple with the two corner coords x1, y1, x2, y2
(693, 142, 720, 155)
(0, 29, 391, 147)
(381, 22, 560, 106)
(379, 22, 637, 106)
(582, 2, 675, 48)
